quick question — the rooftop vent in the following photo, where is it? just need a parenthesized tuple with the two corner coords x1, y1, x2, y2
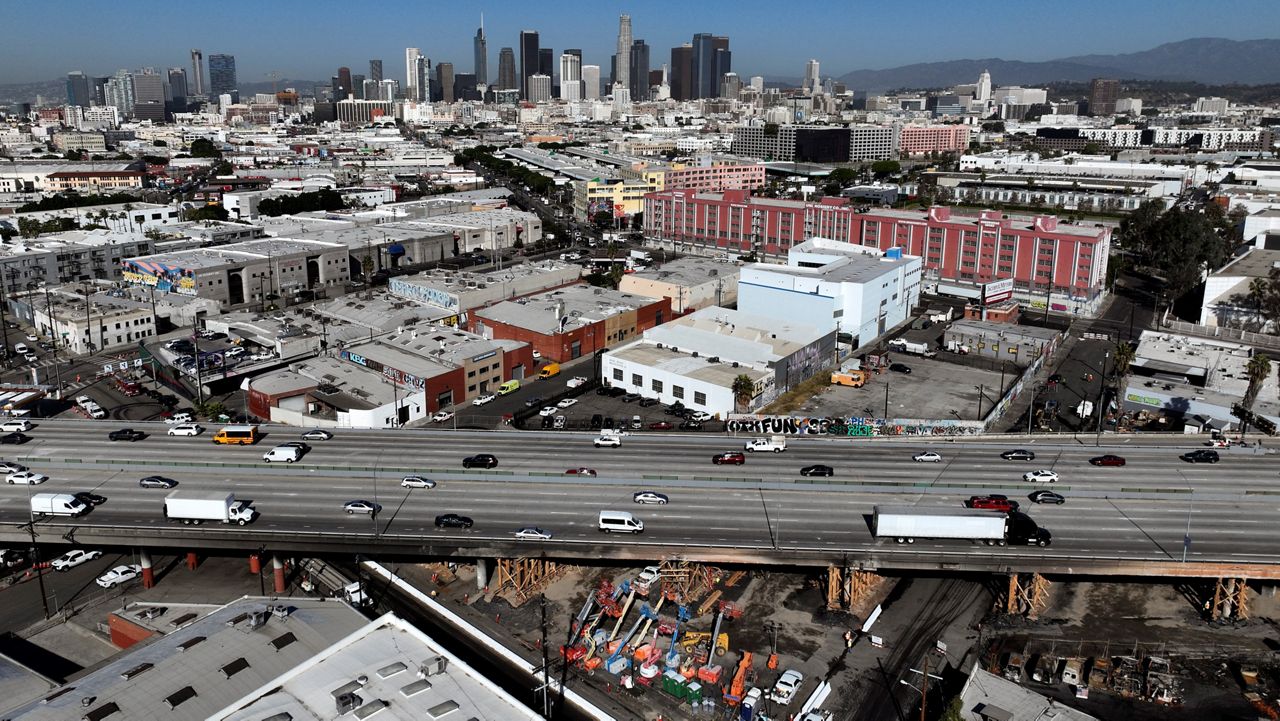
(335, 692, 362, 715)
(176, 635, 206, 652)
(120, 662, 153, 680)
(220, 657, 250, 678)
(269, 631, 297, 650)
(419, 656, 448, 677)
(163, 686, 197, 710)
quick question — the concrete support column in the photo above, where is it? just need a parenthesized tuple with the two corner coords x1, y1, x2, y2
(476, 558, 488, 591)
(186, 552, 199, 571)
(140, 549, 155, 589)
(272, 555, 286, 595)
(248, 553, 262, 575)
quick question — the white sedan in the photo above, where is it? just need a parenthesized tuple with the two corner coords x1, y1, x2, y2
(472, 393, 497, 406)
(912, 451, 943, 463)
(167, 423, 204, 437)
(514, 526, 553, 541)
(400, 476, 437, 489)
(539, 406, 558, 417)
(96, 564, 142, 588)
(1023, 469, 1060, 483)
(51, 549, 103, 572)
(431, 411, 454, 423)
(6, 470, 47, 485)
(557, 398, 579, 409)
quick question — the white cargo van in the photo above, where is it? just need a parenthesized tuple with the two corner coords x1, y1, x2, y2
(262, 445, 303, 463)
(30, 493, 87, 518)
(0, 419, 32, 432)
(598, 510, 644, 534)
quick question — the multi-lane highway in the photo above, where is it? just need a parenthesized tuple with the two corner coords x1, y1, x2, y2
(1, 419, 1277, 577)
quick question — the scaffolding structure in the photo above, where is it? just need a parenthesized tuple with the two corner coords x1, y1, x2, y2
(826, 565, 880, 612)
(1209, 577, 1250, 621)
(488, 557, 571, 607)
(1003, 572, 1052, 618)
(658, 559, 720, 605)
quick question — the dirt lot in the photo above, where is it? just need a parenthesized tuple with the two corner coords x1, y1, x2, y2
(982, 580, 1280, 720)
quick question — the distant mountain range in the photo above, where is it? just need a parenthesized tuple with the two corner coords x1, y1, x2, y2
(837, 38, 1280, 91)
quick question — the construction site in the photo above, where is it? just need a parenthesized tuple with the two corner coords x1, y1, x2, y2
(371, 558, 1280, 721)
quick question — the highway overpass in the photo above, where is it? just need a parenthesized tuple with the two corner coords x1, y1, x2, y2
(1, 420, 1277, 579)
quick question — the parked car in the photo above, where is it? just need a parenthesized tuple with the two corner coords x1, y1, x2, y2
(648, 421, 674, 431)
(912, 451, 942, 463)
(434, 513, 474, 529)
(431, 410, 455, 423)
(678, 420, 703, 430)
(633, 491, 669, 505)
(557, 398, 579, 409)
(1001, 449, 1036, 461)
(96, 564, 142, 588)
(688, 411, 713, 422)
(524, 397, 545, 408)
(539, 406, 558, 417)
(621, 393, 642, 403)
(473, 393, 497, 406)
(51, 549, 103, 572)
(888, 363, 912, 374)
(712, 452, 746, 465)
(1089, 454, 1127, 466)
(638, 397, 659, 407)
(800, 464, 834, 477)
(400, 476, 437, 489)
(343, 500, 381, 515)
(0, 461, 25, 473)
(462, 454, 499, 469)
(769, 669, 805, 705)
(1029, 490, 1066, 505)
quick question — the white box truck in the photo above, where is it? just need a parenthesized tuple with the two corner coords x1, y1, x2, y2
(888, 338, 937, 358)
(30, 493, 88, 518)
(872, 505, 1051, 546)
(164, 491, 258, 526)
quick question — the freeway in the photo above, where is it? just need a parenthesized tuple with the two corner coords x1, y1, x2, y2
(0, 419, 1277, 577)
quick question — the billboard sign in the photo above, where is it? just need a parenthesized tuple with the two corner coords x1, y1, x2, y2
(982, 278, 1014, 304)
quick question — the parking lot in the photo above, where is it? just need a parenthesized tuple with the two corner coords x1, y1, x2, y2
(796, 353, 1017, 422)
(520, 384, 726, 434)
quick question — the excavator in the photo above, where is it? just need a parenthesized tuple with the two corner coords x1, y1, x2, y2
(723, 651, 754, 706)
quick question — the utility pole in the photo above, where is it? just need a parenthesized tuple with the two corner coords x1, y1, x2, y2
(1095, 351, 1110, 445)
(883, 382, 890, 419)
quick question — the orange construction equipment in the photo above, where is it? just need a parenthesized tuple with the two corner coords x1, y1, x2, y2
(724, 651, 753, 706)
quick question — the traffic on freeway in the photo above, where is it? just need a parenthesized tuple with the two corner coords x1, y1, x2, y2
(0, 419, 1275, 571)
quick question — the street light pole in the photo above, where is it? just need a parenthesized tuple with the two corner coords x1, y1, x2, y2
(1095, 351, 1110, 446)
(883, 382, 890, 419)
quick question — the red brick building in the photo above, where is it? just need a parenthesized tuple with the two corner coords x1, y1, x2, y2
(644, 189, 1110, 299)
(475, 286, 671, 362)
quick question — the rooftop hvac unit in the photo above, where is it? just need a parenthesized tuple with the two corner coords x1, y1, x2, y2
(247, 610, 268, 629)
(419, 656, 447, 677)
(334, 693, 361, 714)
(692, 351, 699, 358)
(271, 605, 291, 619)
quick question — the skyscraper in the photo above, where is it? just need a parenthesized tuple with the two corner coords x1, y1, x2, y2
(415, 56, 431, 102)
(132, 69, 166, 121)
(582, 65, 600, 101)
(976, 69, 991, 103)
(712, 37, 732, 98)
(559, 52, 582, 101)
(167, 67, 188, 109)
(538, 48, 554, 86)
(804, 59, 820, 94)
(352, 74, 365, 99)
(630, 40, 650, 101)
(474, 16, 488, 85)
(528, 74, 552, 104)
(691, 34, 719, 98)
(519, 30, 540, 100)
(497, 47, 517, 91)
(1089, 78, 1119, 116)
(208, 53, 237, 101)
(336, 67, 353, 101)
(616, 14, 632, 93)
(405, 48, 422, 99)
(454, 73, 479, 101)
(369, 59, 383, 83)
(104, 69, 135, 114)
(435, 63, 455, 103)
(670, 44, 693, 101)
(66, 72, 91, 107)
(190, 49, 204, 96)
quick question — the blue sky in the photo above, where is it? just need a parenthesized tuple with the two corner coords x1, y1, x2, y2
(5, 0, 1279, 84)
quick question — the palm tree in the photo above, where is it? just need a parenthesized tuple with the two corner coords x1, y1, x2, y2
(731, 374, 755, 414)
(1111, 342, 1135, 378)
(1240, 353, 1271, 440)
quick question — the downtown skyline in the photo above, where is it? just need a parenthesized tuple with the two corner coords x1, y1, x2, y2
(4, 0, 1280, 86)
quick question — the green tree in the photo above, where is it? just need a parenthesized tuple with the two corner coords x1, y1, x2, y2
(731, 374, 755, 413)
(185, 205, 229, 221)
(1241, 353, 1272, 440)
(1247, 268, 1280, 328)
(189, 138, 222, 158)
(591, 210, 613, 229)
(871, 160, 901, 178)
(17, 217, 41, 239)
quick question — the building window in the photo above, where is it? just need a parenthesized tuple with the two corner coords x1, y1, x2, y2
(612, 369, 623, 381)
(631, 373, 642, 387)
(651, 379, 663, 393)
(693, 391, 707, 406)
(672, 385, 684, 399)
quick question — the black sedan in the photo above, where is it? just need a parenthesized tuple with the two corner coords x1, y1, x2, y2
(1000, 449, 1036, 461)
(435, 513, 474, 529)
(0, 433, 30, 445)
(108, 429, 146, 442)
(800, 464, 834, 477)
(1181, 449, 1219, 464)
(889, 363, 912, 374)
